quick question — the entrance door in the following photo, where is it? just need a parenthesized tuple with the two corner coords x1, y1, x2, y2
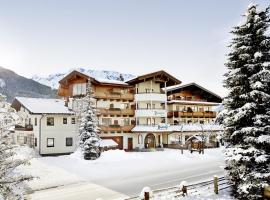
(145, 134, 156, 148)
(128, 138, 133, 151)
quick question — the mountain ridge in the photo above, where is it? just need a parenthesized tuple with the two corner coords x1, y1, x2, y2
(0, 66, 57, 102)
(31, 68, 136, 89)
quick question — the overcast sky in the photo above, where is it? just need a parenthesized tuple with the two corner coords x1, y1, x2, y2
(0, 0, 269, 97)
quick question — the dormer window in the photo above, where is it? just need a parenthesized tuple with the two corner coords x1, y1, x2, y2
(73, 83, 86, 96)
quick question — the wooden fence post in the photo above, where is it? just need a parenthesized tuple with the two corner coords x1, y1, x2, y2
(180, 181, 188, 196)
(214, 175, 218, 194)
(144, 192, 149, 200)
(140, 187, 151, 200)
(264, 185, 270, 199)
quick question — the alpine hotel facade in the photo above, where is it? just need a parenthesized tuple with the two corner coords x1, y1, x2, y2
(57, 70, 223, 151)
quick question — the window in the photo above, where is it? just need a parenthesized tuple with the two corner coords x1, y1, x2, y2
(121, 103, 129, 109)
(34, 138, 37, 147)
(63, 118, 67, 124)
(147, 118, 151, 125)
(146, 103, 151, 109)
(24, 136, 27, 144)
(29, 118, 31, 125)
(66, 138, 73, 146)
(102, 118, 111, 125)
(47, 138, 54, 147)
(35, 118, 37, 126)
(123, 118, 130, 125)
(47, 117, 54, 126)
(73, 83, 86, 96)
(71, 118, 76, 124)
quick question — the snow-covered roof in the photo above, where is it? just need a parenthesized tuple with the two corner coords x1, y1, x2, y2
(60, 70, 128, 86)
(168, 100, 221, 106)
(164, 82, 222, 100)
(132, 124, 223, 133)
(94, 78, 128, 85)
(13, 97, 75, 115)
(186, 135, 204, 142)
(100, 139, 118, 148)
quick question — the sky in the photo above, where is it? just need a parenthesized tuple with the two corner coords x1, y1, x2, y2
(0, 0, 269, 97)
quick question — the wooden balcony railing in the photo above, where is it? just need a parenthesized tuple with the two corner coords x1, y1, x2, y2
(99, 125, 135, 132)
(168, 96, 208, 102)
(15, 125, 33, 131)
(97, 108, 134, 116)
(167, 111, 216, 118)
(94, 93, 134, 100)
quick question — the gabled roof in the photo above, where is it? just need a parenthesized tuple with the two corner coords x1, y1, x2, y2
(11, 97, 75, 115)
(125, 70, 181, 87)
(186, 135, 204, 142)
(59, 70, 129, 87)
(165, 82, 222, 101)
(59, 70, 97, 85)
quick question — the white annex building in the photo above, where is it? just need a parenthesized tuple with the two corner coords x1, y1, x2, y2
(11, 97, 77, 155)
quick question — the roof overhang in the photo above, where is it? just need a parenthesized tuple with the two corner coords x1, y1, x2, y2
(126, 70, 181, 87)
(165, 82, 222, 103)
(59, 70, 132, 87)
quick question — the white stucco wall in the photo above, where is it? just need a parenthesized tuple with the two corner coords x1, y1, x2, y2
(39, 115, 78, 155)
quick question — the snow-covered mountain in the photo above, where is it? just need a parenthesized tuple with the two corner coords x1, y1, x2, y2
(32, 68, 136, 89)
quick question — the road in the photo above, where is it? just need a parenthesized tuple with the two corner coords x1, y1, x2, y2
(27, 148, 225, 199)
(90, 159, 224, 197)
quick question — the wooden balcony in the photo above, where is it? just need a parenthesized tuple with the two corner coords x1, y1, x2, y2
(168, 96, 207, 102)
(15, 125, 33, 131)
(97, 108, 134, 116)
(95, 93, 134, 101)
(99, 125, 135, 132)
(167, 111, 216, 118)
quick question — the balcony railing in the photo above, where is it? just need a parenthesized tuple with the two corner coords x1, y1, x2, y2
(136, 90, 165, 94)
(137, 107, 165, 110)
(15, 125, 33, 131)
(167, 111, 216, 118)
(99, 125, 135, 132)
(97, 108, 135, 116)
(95, 93, 134, 100)
(168, 96, 208, 102)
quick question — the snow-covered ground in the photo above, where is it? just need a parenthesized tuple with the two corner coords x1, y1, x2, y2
(17, 147, 227, 199)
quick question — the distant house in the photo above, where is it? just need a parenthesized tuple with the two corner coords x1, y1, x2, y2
(11, 97, 77, 155)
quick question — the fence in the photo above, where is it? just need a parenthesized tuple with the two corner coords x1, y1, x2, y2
(126, 176, 231, 200)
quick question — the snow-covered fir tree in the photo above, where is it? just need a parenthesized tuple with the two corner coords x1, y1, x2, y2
(0, 94, 32, 200)
(79, 79, 101, 160)
(223, 4, 270, 200)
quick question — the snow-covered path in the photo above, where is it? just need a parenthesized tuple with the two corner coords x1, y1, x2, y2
(27, 182, 129, 200)
(22, 148, 225, 198)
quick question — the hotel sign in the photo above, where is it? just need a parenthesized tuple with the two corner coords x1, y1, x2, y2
(154, 110, 166, 117)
